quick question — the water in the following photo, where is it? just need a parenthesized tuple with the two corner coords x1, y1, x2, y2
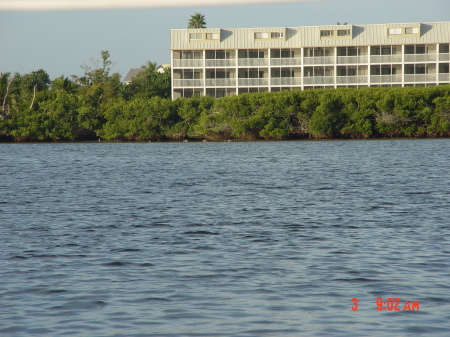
(1, 140, 449, 337)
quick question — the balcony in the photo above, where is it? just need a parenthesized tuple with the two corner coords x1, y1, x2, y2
(337, 56, 368, 64)
(336, 76, 368, 84)
(205, 59, 236, 67)
(303, 57, 334, 65)
(173, 59, 203, 68)
(370, 75, 403, 83)
(238, 59, 269, 67)
(270, 58, 302, 66)
(271, 78, 302, 86)
(173, 79, 204, 87)
(370, 55, 403, 63)
(404, 54, 437, 63)
(238, 78, 269, 86)
(404, 74, 437, 82)
(303, 76, 334, 85)
(205, 79, 236, 87)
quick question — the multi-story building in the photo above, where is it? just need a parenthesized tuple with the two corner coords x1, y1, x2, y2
(170, 21, 450, 99)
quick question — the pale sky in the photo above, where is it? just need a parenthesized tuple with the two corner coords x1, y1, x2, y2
(0, 0, 449, 79)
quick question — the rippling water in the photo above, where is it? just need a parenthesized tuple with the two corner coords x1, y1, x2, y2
(1, 140, 450, 336)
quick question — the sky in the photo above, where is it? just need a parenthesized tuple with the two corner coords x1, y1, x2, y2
(0, 0, 449, 80)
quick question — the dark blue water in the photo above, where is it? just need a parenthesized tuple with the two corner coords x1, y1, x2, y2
(1, 140, 449, 336)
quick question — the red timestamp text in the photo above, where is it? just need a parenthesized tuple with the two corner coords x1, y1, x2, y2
(351, 298, 420, 311)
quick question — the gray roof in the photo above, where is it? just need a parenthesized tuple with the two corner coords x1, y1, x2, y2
(123, 68, 145, 83)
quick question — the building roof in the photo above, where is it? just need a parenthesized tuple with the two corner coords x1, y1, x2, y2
(170, 21, 450, 50)
(123, 68, 145, 83)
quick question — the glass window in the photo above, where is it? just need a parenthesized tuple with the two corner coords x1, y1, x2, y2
(320, 30, 333, 37)
(189, 33, 203, 40)
(206, 33, 219, 40)
(337, 30, 351, 36)
(405, 27, 419, 34)
(271, 32, 284, 39)
(254, 32, 268, 39)
(388, 28, 402, 35)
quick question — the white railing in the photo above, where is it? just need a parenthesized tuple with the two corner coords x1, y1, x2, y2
(370, 75, 403, 83)
(303, 57, 334, 65)
(370, 55, 403, 63)
(404, 54, 437, 62)
(404, 74, 437, 82)
(337, 56, 368, 64)
(172, 59, 204, 68)
(238, 78, 269, 86)
(173, 79, 204, 87)
(270, 58, 302, 66)
(438, 73, 450, 82)
(238, 59, 269, 67)
(205, 79, 236, 87)
(438, 54, 450, 61)
(205, 59, 236, 67)
(303, 76, 334, 85)
(336, 76, 368, 84)
(271, 78, 302, 86)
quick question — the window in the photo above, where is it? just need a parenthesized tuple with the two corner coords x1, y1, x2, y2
(337, 29, 351, 36)
(340, 68, 357, 76)
(210, 71, 230, 79)
(271, 32, 284, 39)
(254, 32, 268, 39)
(189, 33, 203, 40)
(182, 51, 201, 59)
(247, 50, 264, 58)
(388, 28, 402, 35)
(439, 44, 450, 53)
(308, 48, 329, 57)
(244, 70, 263, 78)
(405, 27, 419, 34)
(206, 33, 219, 40)
(273, 49, 294, 58)
(320, 30, 333, 37)
(374, 66, 396, 75)
(274, 70, 294, 77)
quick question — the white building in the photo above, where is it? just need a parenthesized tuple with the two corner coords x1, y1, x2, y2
(170, 21, 450, 99)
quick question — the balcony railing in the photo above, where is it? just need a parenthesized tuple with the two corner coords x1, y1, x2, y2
(205, 59, 236, 67)
(404, 74, 437, 82)
(370, 55, 403, 63)
(238, 59, 269, 67)
(173, 59, 203, 68)
(238, 78, 269, 86)
(370, 75, 403, 83)
(336, 76, 368, 84)
(303, 76, 334, 85)
(438, 73, 450, 82)
(173, 79, 204, 87)
(438, 54, 450, 61)
(271, 78, 302, 86)
(205, 79, 236, 87)
(303, 57, 334, 65)
(337, 56, 368, 64)
(404, 54, 437, 62)
(270, 58, 302, 66)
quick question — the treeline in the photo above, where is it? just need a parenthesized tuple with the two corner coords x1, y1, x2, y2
(1, 54, 450, 141)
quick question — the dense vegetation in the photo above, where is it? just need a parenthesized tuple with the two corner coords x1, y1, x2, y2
(1, 52, 450, 142)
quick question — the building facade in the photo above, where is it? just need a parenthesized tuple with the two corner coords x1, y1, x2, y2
(170, 22, 450, 99)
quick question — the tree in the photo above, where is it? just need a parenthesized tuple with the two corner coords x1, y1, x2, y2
(21, 69, 51, 109)
(188, 13, 206, 29)
(125, 61, 171, 99)
(52, 76, 78, 93)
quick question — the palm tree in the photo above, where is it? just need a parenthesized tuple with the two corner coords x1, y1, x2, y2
(188, 13, 206, 29)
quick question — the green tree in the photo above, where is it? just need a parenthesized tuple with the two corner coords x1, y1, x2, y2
(125, 61, 171, 99)
(188, 13, 206, 28)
